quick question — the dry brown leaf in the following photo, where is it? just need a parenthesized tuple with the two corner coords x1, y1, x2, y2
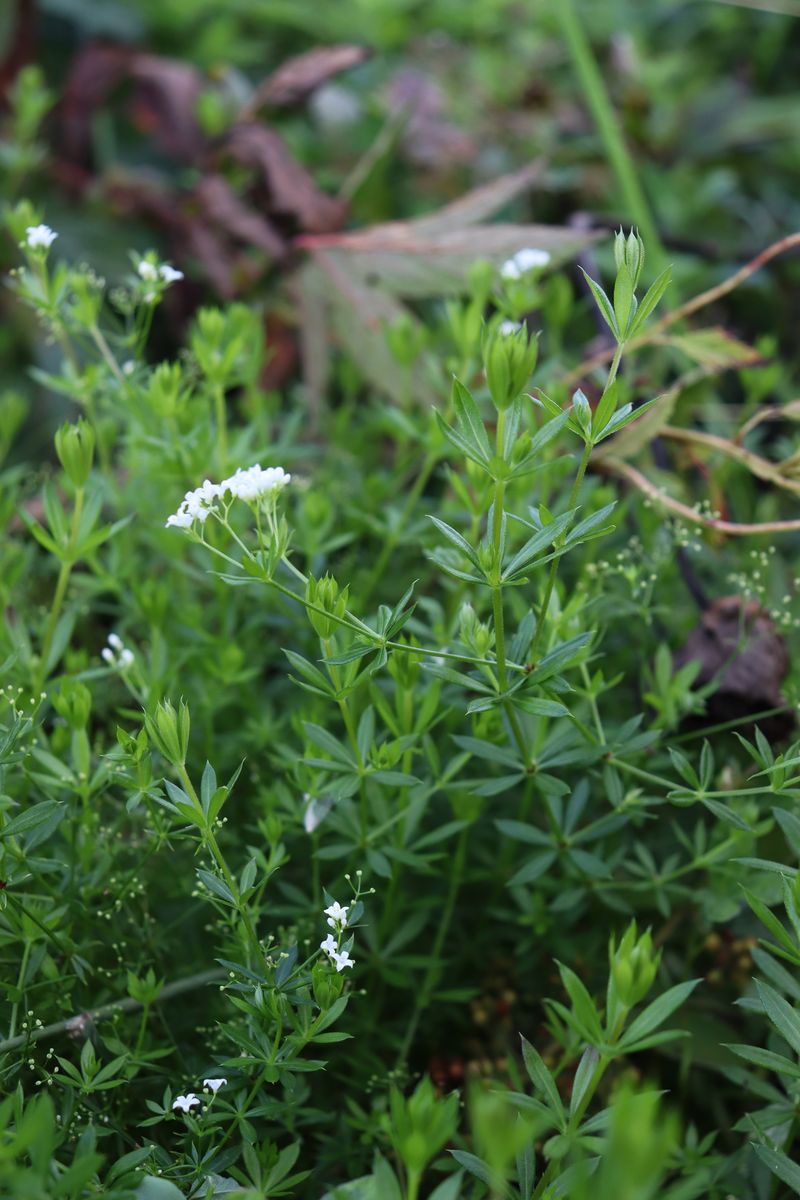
(243, 44, 370, 114)
(225, 123, 346, 234)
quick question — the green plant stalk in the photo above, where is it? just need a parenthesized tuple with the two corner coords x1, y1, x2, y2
(35, 485, 85, 693)
(555, 0, 665, 270)
(177, 764, 262, 963)
(396, 823, 470, 1067)
(213, 383, 228, 471)
(323, 637, 369, 841)
(492, 412, 533, 770)
(531, 343, 623, 658)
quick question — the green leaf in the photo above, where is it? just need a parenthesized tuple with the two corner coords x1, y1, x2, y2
(619, 979, 701, 1047)
(753, 1144, 800, 1195)
(428, 516, 481, 568)
(613, 263, 634, 336)
(755, 980, 800, 1056)
(449, 1151, 512, 1197)
(569, 1046, 599, 1118)
(520, 1035, 566, 1122)
(627, 266, 671, 336)
(452, 377, 492, 458)
(580, 270, 619, 340)
(1, 800, 65, 839)
(557, 965, 604, 1042)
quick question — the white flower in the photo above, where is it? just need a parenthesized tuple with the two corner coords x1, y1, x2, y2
(324, 900, 349, 928)
(138, 259, 159, 282)
(160, 265, 184, 284)
(500, 247, 551, 280)
(202, 1077, 227, 1093)
(102, 634, 134, 670)
(122, 360, 136, 376)
(303, 793, 333, 834)
(172, 1093, 201, 1113)
(221, 464, 291, 503)
(320, 933, 338, 956)
(164, 479, 222, 529)
(25, 224, 57, 249)
(332, 949, 355, 972)
(498, 320, 522, 336)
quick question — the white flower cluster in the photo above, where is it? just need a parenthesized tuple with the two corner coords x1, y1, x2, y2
(164, 464, 291, 530)
(500, 247, 551, 281)
(172, 1077, 226, 1113)
(137, 259, 184, 284)
(320, 900, 354, 972)
(25, 224, 57, 250)
(101, 633, 134, 669)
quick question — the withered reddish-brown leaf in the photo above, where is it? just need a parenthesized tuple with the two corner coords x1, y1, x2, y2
(243, 44, 370, 114)
(59, 44, 206, 166)
(59, 42, 133, 165)
(128, 53, 206, 162)
(384, 69, 474, 168)
(194, 174, 286, 261)
(225, 122, 346, 234)
(673, 596, 794, 741)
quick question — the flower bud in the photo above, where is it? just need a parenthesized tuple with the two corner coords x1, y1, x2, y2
(608, 921, 660, 1015)
(305, 573, 349, 641)
(483, 320, 538, 413)
(54, 419, 95, 488)
(614, 228, 645, 291)
(385, 313, 426, 367)
(145, 698, 191, 767)
(52, 681, 91, 731)
(459, 603, 493, 658)
(312, 960, 343, 1009)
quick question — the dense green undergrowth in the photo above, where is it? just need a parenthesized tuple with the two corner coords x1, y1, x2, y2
(3, 2, 800, 1197)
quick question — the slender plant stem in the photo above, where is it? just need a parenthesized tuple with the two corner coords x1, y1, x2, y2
(214, 384, 228, 472)
(36, 486, 85, 692)
(177, 764, 262, 962)
(556, 0, 665, 269)
(531, 342, 623, 658)
(0, 968, 224, 1055)
(396, 824, 470, 1067)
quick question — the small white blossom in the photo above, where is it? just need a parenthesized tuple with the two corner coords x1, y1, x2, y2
(122, 360, 136, 376)
(160, 264, 184, 284)
(498, 320, 522, 336)
(500, 247, 551, 280)
(25, 224, 57, 249)
(164, 479, 221, 529)
(303, 793, 333, 834)
(332, 949, 355, 972)
(172, 1093, 201, 1113)
(221, 464, 291, 503)
(202, 1077, 227, 1093)
(138, 259, 159, 282)
(102, 634, 134, 670)
(320, 933, 338, 956)
(324, 900, 349, 928)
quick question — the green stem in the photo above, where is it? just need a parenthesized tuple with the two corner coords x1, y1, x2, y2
(214, 385, 228, 472)
(531, 342, 623, 659)
(396, 824, 470, 1067)
(177, 764, 262, 962)
(0, 967, 224, 1055)
(36, 486, 85, 692)
(556, 0, 665, 269)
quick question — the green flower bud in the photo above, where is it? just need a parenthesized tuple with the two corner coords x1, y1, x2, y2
(312, 960, 343, 1010)
(387, 635, 421, 690)
(145, 698, 190, 767)
(147, 362, 183, 419)
(608, 921, 660, 1016)
(459, 602, 493, 658)
(614, 228, 645, 291)
(483, 320, 538, 413)
(305, 573, 350, 640)
(54, 419, 95, 488)
(52, 680, 91, 731)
